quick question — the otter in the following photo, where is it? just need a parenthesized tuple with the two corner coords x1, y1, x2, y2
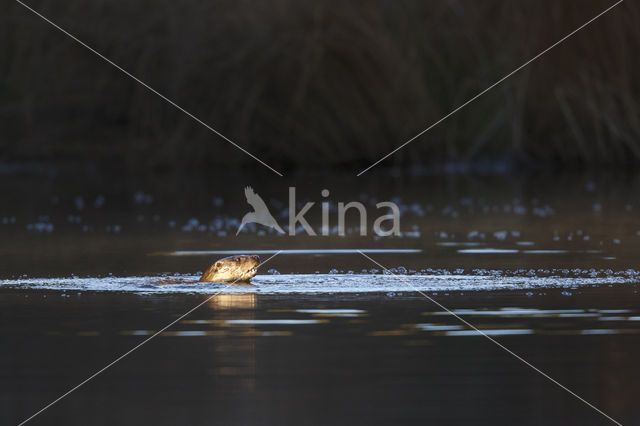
(199, 254, 260, 283)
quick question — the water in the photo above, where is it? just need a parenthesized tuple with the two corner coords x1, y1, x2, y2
(2, 168, 640, 425)
(0, 272, 637, 294)
(2, 288, 640, 425)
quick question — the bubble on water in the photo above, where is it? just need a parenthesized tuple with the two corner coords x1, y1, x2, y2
(525, 291, 534, 297)
(94, 195, 105, 208)
(329, 269, 339, 274)
(493, 230, 508, 241)
(403, 231, 421, 238)
(134, 191, 153, 204)
(613, 238, 621, 244)
(514, 205, 527, 215)
(67, 215, 81, 224)
(26, 222, 54, 233)
(267, 269, 280, 275)
(74, 196, 84, 210)
(182, 218, 199, 232)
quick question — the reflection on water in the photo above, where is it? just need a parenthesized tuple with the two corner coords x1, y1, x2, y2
(209, 293, 256, 310)
(445, 329, 535, 336)
(427, 308, 610, 316)
(295, 308, 366, 317)
(225, 319, 324, 325)
(458, 248, 600, 254)
(2, 286, 640, 425)
(458, 248, 519, 254)
(61, 302, 640, 340)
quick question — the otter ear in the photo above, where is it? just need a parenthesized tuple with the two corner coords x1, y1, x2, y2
(215, 261, 222, 270)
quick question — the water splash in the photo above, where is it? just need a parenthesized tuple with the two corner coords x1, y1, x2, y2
(0, 273, 636, 295)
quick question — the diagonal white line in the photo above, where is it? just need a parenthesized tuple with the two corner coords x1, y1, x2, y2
(357, 251, 623, 426)
(15, 0, 283, 177)
(357, 0, 624, 176)
(17, 251, 283, 426)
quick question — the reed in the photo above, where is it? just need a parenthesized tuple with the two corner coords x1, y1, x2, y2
(1, 0, 638, 171)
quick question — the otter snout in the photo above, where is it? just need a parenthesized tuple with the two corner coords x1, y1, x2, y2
(199, 254, 261, 283)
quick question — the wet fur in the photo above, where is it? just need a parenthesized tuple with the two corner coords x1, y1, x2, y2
(199, 255, 260, 283)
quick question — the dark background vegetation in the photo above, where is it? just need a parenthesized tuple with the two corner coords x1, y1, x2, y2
(1, 0, 639, 173)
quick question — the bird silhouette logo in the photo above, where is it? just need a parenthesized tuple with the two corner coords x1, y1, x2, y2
(236, 186, 285, 235)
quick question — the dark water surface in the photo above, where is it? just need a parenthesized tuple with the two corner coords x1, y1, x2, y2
(2, 288, 640, 425)
(1, 168, 640, 425)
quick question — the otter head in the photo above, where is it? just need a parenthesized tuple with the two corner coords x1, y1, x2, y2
(199, 255, 260, 283)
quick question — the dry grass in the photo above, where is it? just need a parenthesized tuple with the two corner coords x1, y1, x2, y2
(1, 0, 639, 171)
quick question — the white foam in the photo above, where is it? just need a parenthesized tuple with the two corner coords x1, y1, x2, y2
(0, 273, 633, 295)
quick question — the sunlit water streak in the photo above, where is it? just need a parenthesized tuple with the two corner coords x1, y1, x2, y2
(159, 249, 423, 256)
(457, 248, 603, 254)
(94, 307, 640, 339)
